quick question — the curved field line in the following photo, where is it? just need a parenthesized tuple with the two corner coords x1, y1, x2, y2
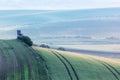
(91, 58, 120, 80)
(51, 51, 73, 80)
(0, 48, 7, 80)
(5, 41, 25, 80)
(106, 63, 120, 76)
(3, 41, 15, 80)
(103, 62, 120, 79)
(28, 47, 51, 80)
(0, 41, 16, 80)
(13, 42, 33, 80)
(102, 63, 119, 80)
(55, 51, 80, 80)
(28, 48, 42, 79)
(5, 41, 50, 80)
(0, 41, 8, 80)
(100, 62, 120, 80)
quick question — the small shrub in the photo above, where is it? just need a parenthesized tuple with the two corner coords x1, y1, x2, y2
(57, 47, 66, 51)
(18, 35, 33, 46)
(40, 44, 50, 48)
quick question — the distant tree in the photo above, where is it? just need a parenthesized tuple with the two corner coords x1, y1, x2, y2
(33, 44, 39, 46)
(18, 35, 33, 46)
(57, 47, 66, 51)
(40, 44, 50, 48)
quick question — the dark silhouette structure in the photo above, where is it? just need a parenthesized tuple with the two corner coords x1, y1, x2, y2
(17, 30, 22, 37)
(17, 30, 33, 46)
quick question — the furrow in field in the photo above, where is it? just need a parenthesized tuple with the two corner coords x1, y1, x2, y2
(5, 41, 24, 80)
(6, 41, 26, 80)
(13, 40, 49, 80)
(0, 41, 7, 80)
(28, 47, 50, 80)
(20, 46, 32, 80)
(55, 51, 80, 80)
(103, 62, 120, 80)
(27, 47, 41, 79)
(3, 41, 15, 80)
(101, 62, 120, 80)
(91, 57, 120, 80)
(0, 41, 15, 80)
(8, 40, 48, 80)
(51, 51, 73, 80)
(10, 41, 31, 80)
(102, 63, 119, 80)
(106, 63, 120, 77)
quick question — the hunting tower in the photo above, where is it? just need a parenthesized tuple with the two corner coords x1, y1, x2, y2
(17, 30, 22, 37)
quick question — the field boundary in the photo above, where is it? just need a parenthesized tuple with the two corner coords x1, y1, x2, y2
(30, 47, 51, 80)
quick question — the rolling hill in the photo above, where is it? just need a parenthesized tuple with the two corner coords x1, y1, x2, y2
(0, 39, 120, 80)
(0, 8, 120, 45)
(0, 39, 49, 80)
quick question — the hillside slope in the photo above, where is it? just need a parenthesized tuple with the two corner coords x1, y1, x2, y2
(0, 39, 49, 80)
(0, 39, 120, 80)
(34, 47, 120, 80)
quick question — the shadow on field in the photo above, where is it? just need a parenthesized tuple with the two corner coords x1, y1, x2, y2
(64, 48, 120, 59)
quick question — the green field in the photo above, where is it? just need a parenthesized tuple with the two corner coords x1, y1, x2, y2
(0, 39, 120, 80)
(34, 47, 120, 80)
(0, 39, 49, 80)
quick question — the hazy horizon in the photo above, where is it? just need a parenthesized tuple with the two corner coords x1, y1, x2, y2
(0, 8, 120, 48)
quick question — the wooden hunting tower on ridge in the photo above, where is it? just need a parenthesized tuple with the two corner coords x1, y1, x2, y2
(17, 30, 22, 37)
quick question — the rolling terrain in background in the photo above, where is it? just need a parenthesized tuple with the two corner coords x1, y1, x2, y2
(0, 8, 120, 53)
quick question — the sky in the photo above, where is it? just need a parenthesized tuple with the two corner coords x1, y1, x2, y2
(0, 9, 120, 41)
(0, 0, 120, 10)
(0, 0, 120, 46)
